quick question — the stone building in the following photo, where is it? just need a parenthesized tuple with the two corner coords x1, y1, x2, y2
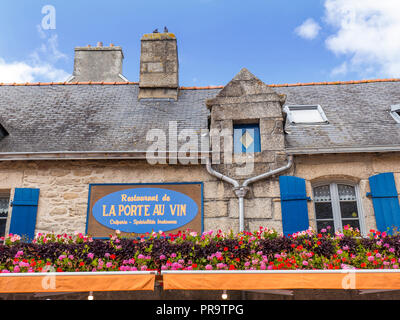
(1, 31, 400, 241)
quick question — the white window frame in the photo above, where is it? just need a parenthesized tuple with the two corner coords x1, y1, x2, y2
(284, 105, 329, 124)
(390, 104, 400, 123)
(0, 193, 10, 238)
(312, 181, 366, 237)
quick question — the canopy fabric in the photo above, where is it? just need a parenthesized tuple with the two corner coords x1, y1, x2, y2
(0, 272, 156, 293)
(162, 270, 400, 290)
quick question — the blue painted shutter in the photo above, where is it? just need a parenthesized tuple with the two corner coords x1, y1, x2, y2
(9, 188, 40, 242)
(279, 176, 310, 236)
(368, 172, 400, 234)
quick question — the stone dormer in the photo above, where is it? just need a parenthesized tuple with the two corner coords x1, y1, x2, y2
(206, 68, 287, 180)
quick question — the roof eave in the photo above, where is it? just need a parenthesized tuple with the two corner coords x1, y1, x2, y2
(286, 145, 400, 155)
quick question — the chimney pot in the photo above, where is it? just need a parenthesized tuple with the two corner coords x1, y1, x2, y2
(97, 42, 103, 47)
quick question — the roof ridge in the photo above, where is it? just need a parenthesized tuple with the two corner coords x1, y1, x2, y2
(0, 78, 399, 88)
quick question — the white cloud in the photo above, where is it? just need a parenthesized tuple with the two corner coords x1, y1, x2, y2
(295, 18, 321, 40)
(330, 62, 348, 76)
(324, 0, 400, 78)
(0, 26, 69, 83)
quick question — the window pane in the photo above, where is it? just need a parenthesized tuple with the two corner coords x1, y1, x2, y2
(0, 197, 9, 218)
(337, 185, 356, 201)
(314, 185, 331, 202)
(0, 219, 6, 238)
(340, 201, 358, 219)
(233, 124, 260, 153)
(315, 202, 333, 219)
(316, 220, 334, 234)
(342, 220, 360, 231)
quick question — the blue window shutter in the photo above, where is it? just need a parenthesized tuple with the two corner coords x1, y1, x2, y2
(9, 188, 40, 242)
(368, 172, 400, 234)
(279, 176, 310, 236)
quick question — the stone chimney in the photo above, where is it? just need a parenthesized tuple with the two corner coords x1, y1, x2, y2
(139, 32, 179, 100)
(70, 42, 127, 82)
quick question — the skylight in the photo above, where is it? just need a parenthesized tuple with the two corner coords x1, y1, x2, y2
(390, 104, 400, 123)
(284, 105, 328, 124)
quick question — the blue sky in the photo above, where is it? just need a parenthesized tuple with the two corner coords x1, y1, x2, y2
(0, 0, 399, 86)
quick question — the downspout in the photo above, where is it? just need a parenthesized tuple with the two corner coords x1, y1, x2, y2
(206, 155, 294, 232)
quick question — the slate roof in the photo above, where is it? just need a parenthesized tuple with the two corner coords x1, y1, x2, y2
(0, 79, 400, 155)
(0, 84, 218, 153)
(277, 81, 400, 152)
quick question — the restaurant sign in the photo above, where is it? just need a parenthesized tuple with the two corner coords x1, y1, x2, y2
(86, 183, 203, 237)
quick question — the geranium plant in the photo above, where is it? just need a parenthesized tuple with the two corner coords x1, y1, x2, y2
(1, 226, 399, 273)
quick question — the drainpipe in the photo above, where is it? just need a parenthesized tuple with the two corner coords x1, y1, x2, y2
(206, 155, 294, 232)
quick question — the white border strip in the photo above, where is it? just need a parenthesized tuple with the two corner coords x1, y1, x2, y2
(161, 269, 400, 274)
(0, 271, 157, 277)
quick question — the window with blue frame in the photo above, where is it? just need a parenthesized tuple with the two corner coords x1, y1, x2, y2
(233, 123, 261, 153)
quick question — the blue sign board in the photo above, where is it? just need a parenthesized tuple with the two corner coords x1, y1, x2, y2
(86, 183, 203, 237)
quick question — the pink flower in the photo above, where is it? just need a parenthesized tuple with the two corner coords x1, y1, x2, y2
(302, 261, 308, 266)
(337, 250, 343, 255)
(367, 256, 374, 262)
(171, 253, 177, 258)
(205, 264, 213, 270)
(141, 265, 148, 271)
(159, 255, 166, 260)
(87, 253, 94, 259)
(106, 262, 113, 268)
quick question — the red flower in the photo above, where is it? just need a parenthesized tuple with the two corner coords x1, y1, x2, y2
(192, 263, 197, 268)
(56, 268, 63, 272)
(79, 262, 85, 266)
(223, 247, 228, 252)
(317, 241, 321, 246)
(361, 262, 366, 268)
(291, 244, 296, 248)
(234, 246, 238, 250)
(317, 234, 322, 238)
(229, 265, 235, 270)
(110, 254, 116, 260)
(235, 258, 240, 262)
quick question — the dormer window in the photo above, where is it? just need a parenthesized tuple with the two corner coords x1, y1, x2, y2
(390, 104, 400, 123)
(284, 105, 328, 124)
(233, 123, 261, 154)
